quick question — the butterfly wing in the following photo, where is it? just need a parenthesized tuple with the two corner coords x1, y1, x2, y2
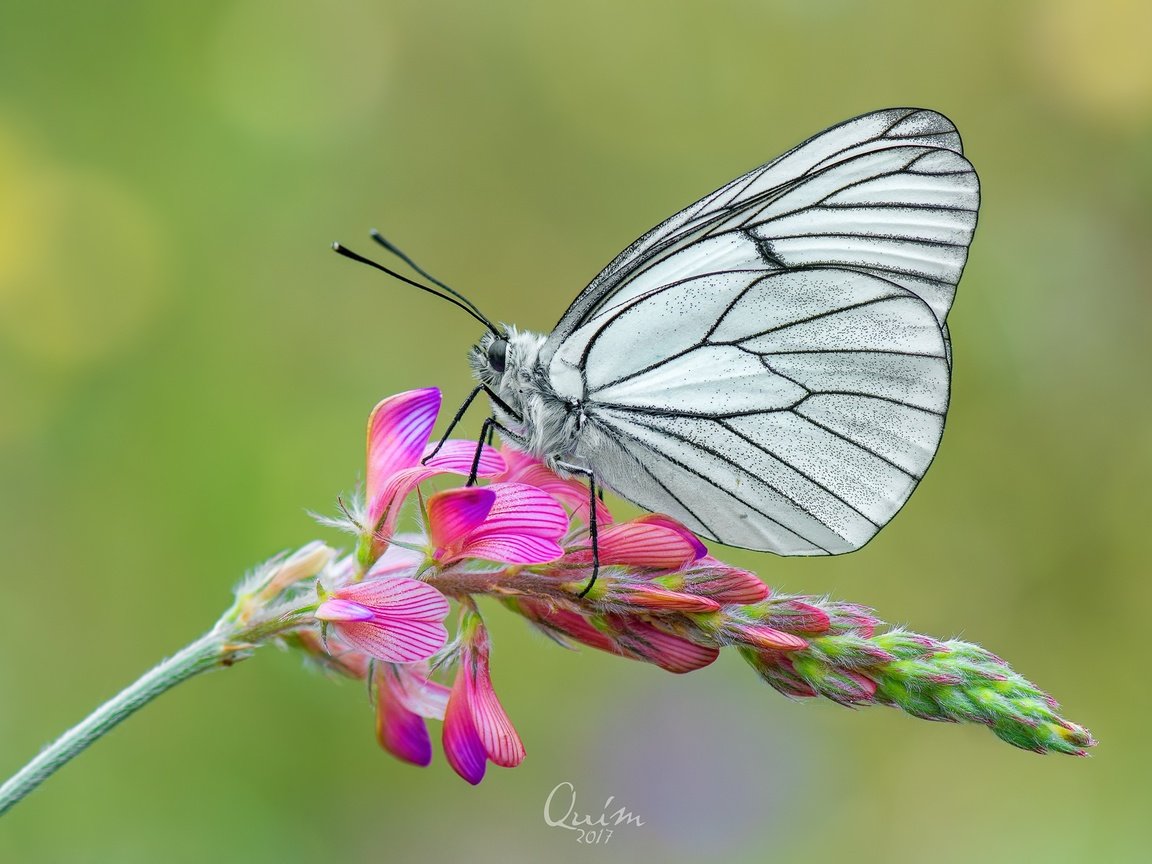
(545, 108, 978, 554)
(542, 107, 974, 364)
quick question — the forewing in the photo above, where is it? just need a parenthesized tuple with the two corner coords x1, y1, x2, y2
(543, 107, 976, 365)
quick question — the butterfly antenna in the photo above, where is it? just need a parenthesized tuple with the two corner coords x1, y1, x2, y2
(369, 229, 492, 323)
(332, 243, 502, 335)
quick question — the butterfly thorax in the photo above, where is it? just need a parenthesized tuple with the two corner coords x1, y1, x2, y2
(469, 326, 583, 472)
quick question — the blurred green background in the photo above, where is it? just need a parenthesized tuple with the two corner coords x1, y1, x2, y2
(2, 0, 1150, 861)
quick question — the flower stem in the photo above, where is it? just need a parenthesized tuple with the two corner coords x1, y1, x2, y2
(0, 628, 229, 817)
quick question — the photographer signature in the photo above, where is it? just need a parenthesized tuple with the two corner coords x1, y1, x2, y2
(544, 781, 644, 844)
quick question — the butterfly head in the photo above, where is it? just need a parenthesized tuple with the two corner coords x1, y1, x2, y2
(469, 330, 510, 388)
(469, 325, 549, 413)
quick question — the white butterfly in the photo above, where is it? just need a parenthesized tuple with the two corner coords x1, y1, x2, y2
(339, 107, 979, 579)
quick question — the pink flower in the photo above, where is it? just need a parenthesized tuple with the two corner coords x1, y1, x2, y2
(513, 598, 719, 674)
(427, 483, 569, 565)
(605, 582, 722, 613)
(566, 513, 707, 569)
(493, 446, 611, 526)
(362, 389, 505, 557)
(732, 623, 809, 652)
(760, 598, 832, 634)
(315, 577, 450, 663)
(442, 612, 525, 784)
(606, 615, 720, 673)
(672, 558, 772, 605)
(375, 662, 451, 767)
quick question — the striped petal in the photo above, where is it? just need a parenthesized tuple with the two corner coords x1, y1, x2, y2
(443, 669, 487, 785)
(387, 664, 451, 720)
(365, 540, 424, 579)
(428, 487, 496, 550)
(682, 560, 772, 604)
(366, 389, 441, 518)
(737, 625, 809, 652)
(496, 446, 612, 525)
(337, 618, 449, 664)
(315, 598, 374, 622)
(422, 439, 506, 477)
(466, 647, 525, 768)
(367, 444, 501, 537)
(462, 535, 565, 565)
(613, 584, 721, 613)
(338, 577, 450, 622)
(472, 483, 569, 541)
(375, 666, 434, 766)
(613, 617, 720, 673)
(614, 514, 707, 567)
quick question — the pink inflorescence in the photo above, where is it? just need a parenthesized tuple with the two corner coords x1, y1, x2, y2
(283, 389, 1094, 784)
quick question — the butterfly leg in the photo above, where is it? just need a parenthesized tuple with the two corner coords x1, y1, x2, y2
(422, 385, 483, 465)
(555, 461, 600, 599)
(466, 416, 525, 486)
(424, 385, 523, 466)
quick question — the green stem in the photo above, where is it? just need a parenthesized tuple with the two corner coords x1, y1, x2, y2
(0, 628, 229, 817)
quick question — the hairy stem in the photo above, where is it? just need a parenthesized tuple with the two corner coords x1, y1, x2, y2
(0, 629, 229, 817)
(0, 603, 314, 819)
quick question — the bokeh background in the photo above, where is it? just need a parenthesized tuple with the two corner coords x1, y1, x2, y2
(2, 1, 1150, 861)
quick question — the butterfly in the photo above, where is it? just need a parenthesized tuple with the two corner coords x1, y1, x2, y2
(336, 107, 979, 593)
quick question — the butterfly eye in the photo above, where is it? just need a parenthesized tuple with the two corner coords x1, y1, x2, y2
(486, 337, 508, 374)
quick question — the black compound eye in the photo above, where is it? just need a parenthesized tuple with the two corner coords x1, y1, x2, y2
(486, 337, 507, 374)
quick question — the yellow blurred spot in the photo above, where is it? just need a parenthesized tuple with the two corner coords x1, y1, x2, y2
(1029, 0, 1152, 125)
(0, 126, 168, 369)
(212, 0, 393, 144)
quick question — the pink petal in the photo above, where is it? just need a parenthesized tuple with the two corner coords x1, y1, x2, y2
(614, 618, 720, 673)
(568, 514, 706, 569)
(443, 670, 487, 785)
(614, 515, 707, 566)
(366, 389, 441, 516)
(337, 619, 448, 663)
(366, 443, 505, 538)
(461, 535, 565, 565)
(365, 466, 437, 534)
(375, 667, 433, 766)
(468, 667, 525, 768)
(496, 446, 612, 525)
(422, 439, 506, 478)
(739, 625, 809, 652)
(614, 584, 722, 613)
(472, 483, 569, 541)
(365, 542, 424, 579)
(684, 562, 771, 604)
(765, 599, 831, 634)
(315, 598, 374, 622)
(337, 577, 450, 622)
(427, 487, 496, 551)
(387, 665, 451, 721)
(520, 601, 620, 653)
(633, 514, 708, 554)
